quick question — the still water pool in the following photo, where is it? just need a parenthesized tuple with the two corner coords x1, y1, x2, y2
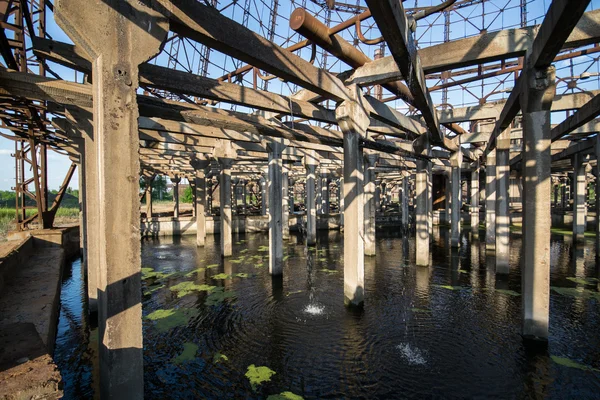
(54, 228, 600, 398)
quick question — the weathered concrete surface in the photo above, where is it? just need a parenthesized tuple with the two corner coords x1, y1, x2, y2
(0, 323, 62, 400)
(267, 141, 285, 275)
(416, 160, 430, 265)
(305, 151, 318, 246)
(572, 152, 587, 242)
(485, 148, 496, 251)
(0, 236, 33, 295)
(496, 129, 511, 274)
(364, 153, 378, 256)
(450, 151, 462, 248)
(520, 66, 555, 341)
(470, 162, 480, 238)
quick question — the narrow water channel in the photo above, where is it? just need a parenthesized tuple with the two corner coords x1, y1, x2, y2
(55, 228, 600, 398)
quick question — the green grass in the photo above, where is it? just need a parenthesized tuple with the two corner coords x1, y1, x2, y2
(0, 207, 79, 241)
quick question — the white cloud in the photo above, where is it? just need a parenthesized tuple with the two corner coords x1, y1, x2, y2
(0, 149, 12, 155)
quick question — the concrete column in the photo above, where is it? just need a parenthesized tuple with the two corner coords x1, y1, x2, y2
(427, 161, 433, 237)
(450, 150, 463, 248)
(416, 160, 430, 265)
(219, 158, 234, 257)
(241, 180, 247, 215)
(321, 172, 330, 214)
(471, 162, 480, 238)
(573, 153, 587, 242)
(82, 123, 98, 315)
(485, 149, 496, 251)
(267, 141, 285, 275)
(282, 168, 290, 240)
(336, 87, 368, 306)
(374, 180, 381, 213)
(339, 175, 344, 229)
(305, 151, 318, 245)
(553, 181, 559, 208)
(192, 159, 210, 247)
(495, 129, 511, 274)
(146, 183, 153, 218)
(444, 169, 451, 225)
(171, 176, 180, 218)
(76, 138, 87, 271)
(55, 1, 166, 397)
(520, 65, 555, 341)
(316, 170, 322, 215)
(402, 175, 409, 227)
(261, 175, 268, 216)
(596, 135, 600, 254)
(364, 153, 378, 256)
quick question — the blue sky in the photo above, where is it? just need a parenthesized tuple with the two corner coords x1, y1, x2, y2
(0, 0, 598, 190)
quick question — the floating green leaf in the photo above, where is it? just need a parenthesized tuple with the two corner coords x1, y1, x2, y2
(245, 364, 276, 390)
(318, 268, 338, 274)
(411, 307, 431, 313)
(143, 284, 165, 296)
(286, 290, 303, 296)
(495, 289, 521, 297)
(212, 273, 231, 280)
(258, 245, 269, 252)
(230, 259, 244, 264)
(551, 355, 599, 372)
(206, 264, 219, 269)
(458, 269, 468, 274)
(551, 286, 600, 300)
(240, 249, 249, 254)
(170, 281, 216, 298)
(433, 284, 463, 291)
(255, 263, 264, 268)
(184, 267, 206, 278)
(213, 352, 229, 364)
(146, 308, 199, 332)
(282, 255, 290, 261)
(172, 342, 198, 365)
(142, 267, 174, 280)
(267, 392, 304, 400)
(205, 288, 237, 306)
(234, 273, 249, 278)
(318, 257, 327, 262)
(567, 277, 599, 285)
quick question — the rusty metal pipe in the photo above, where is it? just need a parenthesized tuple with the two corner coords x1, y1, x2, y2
(290, 8, 414, 104)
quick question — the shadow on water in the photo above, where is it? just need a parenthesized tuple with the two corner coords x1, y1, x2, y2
(54, 228, 600, 399)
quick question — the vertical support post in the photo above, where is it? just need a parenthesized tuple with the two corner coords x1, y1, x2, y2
(316, 169, 322, 215)
(402, 175, 409, 227)
(305, 151, 318, 245)
(496, 129, 511, 273)
(55, 1, 166, 397)
(596, 134, 600, 254)
(520, 65, 555, 341)
(486, 149, 497, 250)
(427, 161, 433, 237)
(146, 184, 153, 218)
(416, 160, 430, 265)
(171, 176, 180, 218)
(241, 180, 247, 215)
(444, 169, 451, 225)
(267, 141, 285, 275)
(321, 171, 330, 215)
(339, 175, 344, 229)
(261, 175, 268, 216)
(573, 153, 587, 243)
(336, 86, 369, 306)
(192, 159, 210, 247)
(282, 168, 290, 240)
(364, 153, 378, 256)
(450, 150, 463, 248)
(471, 161, 480, 238)
(219, 158, 234, 257)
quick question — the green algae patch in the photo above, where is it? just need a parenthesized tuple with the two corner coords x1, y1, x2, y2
(411, 308, 431, 313)
(230, 258, 244, 264)
(255, 263, 265, 268)
(551, 355, 599, 372)
(205, 288, 237, 306)
(184, 268, 206, 278)
(143, 284, 165, 296)
(286, 290, 303, 296)
(258, 245, 269, 252)
(170, 281, 216, 298)
(495, 289, 521, 297)
(146, 308, 199, 332)
(206, 264, 219, 269)
(458, 269, 468, 274)
(172, 342, 199, 365)
(211, 273, 231, 280)
(567, 277, 599, 285)
(246, 364, 276, 390)
(551, 286, 600, 300)
(142, 267, 174, 280)
(267, 392, 304, 400)
(318, 268, 338, 274)
(213, 352, 229, 364)
(282, 255, 290, 262)
(234, 273, 249, 278)
(433, 284, 464, 291)
(240, 249, 249, 254)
